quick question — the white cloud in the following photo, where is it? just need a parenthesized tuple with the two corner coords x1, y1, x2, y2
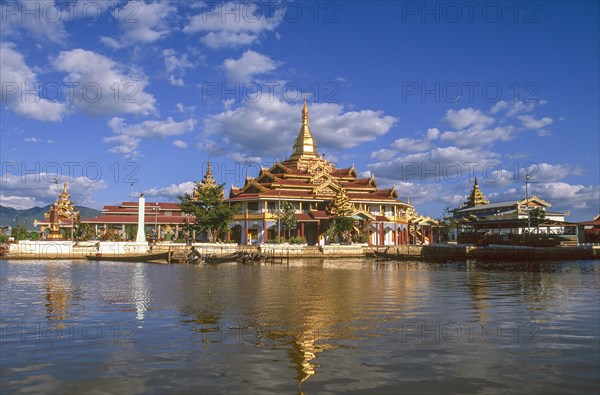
(223, 50, 278, 82)
(370, 148, 397, 161)
(0, 195, 48, 210)
(200, 31, 258, 48)
(22, 137, 55, 144)
(169, 75, 184, 87)
(184, 2, 283, 48)
(489, 182, 599, 213)
(162, 49, 197, 86)
(104, 117, 196, 159)
(440, 108, 509, 148)
(517, 114, 553, 130)
(367, 146, 500, 182)
(0, 174, 107, 209)
(531, 182, 599, 210)
(0, 42, 67, 122)
(101, 1, 175, 48)
(391, 128, 441, 153)
(491, 100, 535, 116)
(144, 182, 195, 200)
(444, 108, 494, 129)
(228, 152, 263, 163)
(530, 163, 583, 182)
(484, 163, 584, 189)
(176, 102, 197, 114)
(362, 179, 446, 208)
(173, 140, 188, 148)
(99, 37, 123, 50)
(53, 48, 157, 116)
(440, 125, 516, 148)
(0, 0, 67, 44)
(202, 98, 397, 161)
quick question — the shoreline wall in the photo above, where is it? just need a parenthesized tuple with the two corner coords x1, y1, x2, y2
(2, 241, 598, 262)
(421, 244, 599, 261)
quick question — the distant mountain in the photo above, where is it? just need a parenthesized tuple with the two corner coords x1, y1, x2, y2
(0, 205, 102, 231)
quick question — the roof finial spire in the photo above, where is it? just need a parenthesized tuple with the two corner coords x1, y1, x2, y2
(201, 160, 216, 187)
(302, 93, 308, 126)
(464, 177, 489, 207)
(290, 93, 318, 159)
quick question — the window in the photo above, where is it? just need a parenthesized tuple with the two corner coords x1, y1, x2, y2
(247, 202, 260, 214)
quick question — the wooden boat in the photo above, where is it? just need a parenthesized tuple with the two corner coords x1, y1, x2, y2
(204, 252, 240, 264)
(373, 250, 403, 261)
(85, 251, 172, 263)
(373, 249, 422, 261)
(235, 252, 265, 264)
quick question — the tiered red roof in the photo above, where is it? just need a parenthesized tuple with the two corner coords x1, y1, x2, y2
(81, 201, 192, 225)
(228, 160, 402, 204)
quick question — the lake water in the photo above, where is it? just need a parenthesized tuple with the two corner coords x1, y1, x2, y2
(1, 258, 599, 394)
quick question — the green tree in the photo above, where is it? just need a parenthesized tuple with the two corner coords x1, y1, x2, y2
(62, 228, 72, 240)
(76, 223, 95, 241)
(12, 225, 28, 240)
(127, 225, 138, 241)
(439, 206, 457, 242)
(281, 202, 298, 239)
(179, 183, 235, 242)
(100, 229, 121, 242)
(529, 207, 546, 234)
(326, 217, 354, 243)
(336, 217, 354, 242)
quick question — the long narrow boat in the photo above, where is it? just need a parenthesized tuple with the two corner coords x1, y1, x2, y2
(373, 250, 413, 261)
(204, 252, 240, 264)
(84, 251, 172, 263)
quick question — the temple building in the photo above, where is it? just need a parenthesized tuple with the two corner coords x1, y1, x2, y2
(81, 201, 192, 241)
(450, 178, 571, 239)
(225, 99, 435, 245)
(34, 182, 80, 240)
(81, 164, 220, 241)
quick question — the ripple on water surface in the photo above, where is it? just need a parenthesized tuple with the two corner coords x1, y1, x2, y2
(1, 259, 599, 394)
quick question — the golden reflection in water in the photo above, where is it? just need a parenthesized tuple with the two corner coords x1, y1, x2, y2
(44, 264, 70, 329)
(253, 258, 424, 389)
(466, 266, 490, 323)
(167, 259, 591, 390)
(289, 333, 336, 392)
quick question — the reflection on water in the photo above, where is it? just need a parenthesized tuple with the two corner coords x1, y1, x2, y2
(1, 259, 599, 394)
(44, 265, 70, 326)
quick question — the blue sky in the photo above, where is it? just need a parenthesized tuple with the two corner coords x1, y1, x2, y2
(1, 0, 598, 221)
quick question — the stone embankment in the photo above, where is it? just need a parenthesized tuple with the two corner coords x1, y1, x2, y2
(1, 241, 598, 262)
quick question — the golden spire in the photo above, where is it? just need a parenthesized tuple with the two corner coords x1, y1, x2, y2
(201, 160, 216, 187)
(302, 94, 308, 126)
(465, 177, 489, 207)
(44, 182, 79, 239)
(193, 160, 219, 200)
(328, 187, 354, 217)
(56, 182, 79, 219)
(290, 95, 318, 159)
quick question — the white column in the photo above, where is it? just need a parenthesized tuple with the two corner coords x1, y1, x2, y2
(136, 194, 146, 242)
